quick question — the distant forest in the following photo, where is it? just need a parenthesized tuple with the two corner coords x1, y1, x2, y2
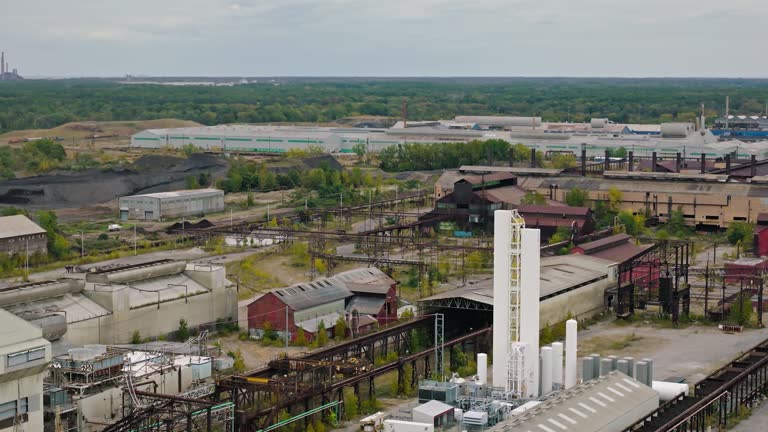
(2, 78, 768, 133)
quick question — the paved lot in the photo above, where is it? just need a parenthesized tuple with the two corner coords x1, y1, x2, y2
(578, 320, 768, 383)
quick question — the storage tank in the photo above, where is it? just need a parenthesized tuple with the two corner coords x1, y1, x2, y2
(590, 118, 608, 129)
(477, 353, 488, 385)
(652, 381, 690, 401)
(582, 357, 594, 382)
(565, 319, 578, 388)
(551, 342, 563, 388)
(660, 123, 692, 138)
(540, 347, 553, 395)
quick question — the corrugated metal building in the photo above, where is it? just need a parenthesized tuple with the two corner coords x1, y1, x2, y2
(0, 215, 47, 256)
(118, 188, 224, 220)
(244, 267, 398, 341)
(491, 371, 659, 432)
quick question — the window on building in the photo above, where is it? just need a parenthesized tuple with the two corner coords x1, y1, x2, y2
(6, 347, 46, 367)
(0, 398, 28, 421)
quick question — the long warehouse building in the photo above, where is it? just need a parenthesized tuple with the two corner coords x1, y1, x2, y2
(118, 188, 224, 220)
(131, 117, 768, 158)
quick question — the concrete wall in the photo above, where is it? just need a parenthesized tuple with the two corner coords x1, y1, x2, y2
(540, 278, 612, 327)
(65, 267, 236, 345)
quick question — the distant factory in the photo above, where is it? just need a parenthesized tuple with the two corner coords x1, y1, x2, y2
(131, 112, 768, 158)
(0, 51, 23, 81)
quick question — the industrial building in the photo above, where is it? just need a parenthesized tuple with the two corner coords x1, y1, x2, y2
(491, 371, 659, 432)
(0, 308, 51, 432)
(0, 215, 47, 256)
(118, 188, 225, 220)
(420, 253, 617, 343)
(128, 111, 768, 159)
(1, 260, 236, 345)
(243, 267, 398, 341)
(44, 345, 220, 432)
(0, 51, 22, 80)
(130, 124, 481, 154)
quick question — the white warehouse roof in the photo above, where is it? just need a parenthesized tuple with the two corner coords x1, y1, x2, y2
(492, 371, 659, 432)
(124, 188, 222, 200)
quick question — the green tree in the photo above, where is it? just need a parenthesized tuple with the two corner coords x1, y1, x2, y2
(177, 319, 190, 341)
(521, 191, 547, 205)
(352, 143, 366, 162)
(343, 390, 359, 420)
(131, 330, 142, 344)
(565, 188, 589, 207)
(334, 316, 347, 341)
(617, 211, 646, 236)
(665, 209, 690, 237)
(316, 320, 329, 347)
(185, 175, 200, 189)
(608, 187, 623, 213)
(548, 226, 573, 244)
(727, 221, 754, 246)
(294, 327, 307, 346)
(551, 153, 577, 169)
(233, 349, 246, 372)
(246, 190, 255, 207)
(729, 294, 753, 326)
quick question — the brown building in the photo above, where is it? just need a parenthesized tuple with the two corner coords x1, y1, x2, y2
(517, 204, 594, 239)
(519, 172, 768, 229)
(0, 215, 47, 256)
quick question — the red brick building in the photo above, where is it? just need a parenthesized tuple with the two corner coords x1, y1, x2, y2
(243, 267, 398, 341)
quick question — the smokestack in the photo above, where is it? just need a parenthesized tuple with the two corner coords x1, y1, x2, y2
(725, 96, 730, 129)
(1, 52, 4, 75)
(565, 319, 578, 388)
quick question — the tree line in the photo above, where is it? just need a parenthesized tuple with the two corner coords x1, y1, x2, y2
(3, 78, 768, 134)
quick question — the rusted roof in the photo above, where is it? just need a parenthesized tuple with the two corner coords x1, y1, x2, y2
(576, 233, 632, 253)
(518, 205, 591, 217)
(588, 243, 651, 264)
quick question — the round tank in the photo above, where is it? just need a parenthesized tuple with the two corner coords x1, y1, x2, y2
(661, 123, 692, 138)
(652, 381, 689, 401)
(590, 118, 608, 129)
(477, 353, 488, 385)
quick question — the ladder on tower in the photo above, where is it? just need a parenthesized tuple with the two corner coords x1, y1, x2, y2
(507, 210, 525, 395)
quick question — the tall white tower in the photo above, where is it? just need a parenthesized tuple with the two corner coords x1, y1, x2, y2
(492, 210, 540, 397)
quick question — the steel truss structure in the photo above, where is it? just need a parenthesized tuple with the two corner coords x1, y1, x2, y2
(104, 392, 234, 432)
(610, 240, 691, 323)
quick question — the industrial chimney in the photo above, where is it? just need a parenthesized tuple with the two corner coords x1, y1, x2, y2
(1, 52, 4, 76)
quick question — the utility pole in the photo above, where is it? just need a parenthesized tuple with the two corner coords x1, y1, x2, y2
(340, 192, 343, 208)
(25, 239, 29, 279)
(285, 306, 289, 351)
(81, 231, 84, 258)
(134, 224, 137, 255)
(230, 208, 233, 227)
(267, 204, 270, 220)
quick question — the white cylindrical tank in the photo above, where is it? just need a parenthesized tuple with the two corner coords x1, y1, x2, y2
(551, 342, 563, 388)
(652, 381, 689, 401)
(565, 319, 578, 388)
(541, 347, 553, 395)
(477, 353, 488, 386)
(454, 408, 463, 422)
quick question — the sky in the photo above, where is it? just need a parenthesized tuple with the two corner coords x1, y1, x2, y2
(2, 0, 767, 78)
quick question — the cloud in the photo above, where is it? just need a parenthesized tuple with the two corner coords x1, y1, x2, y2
(1, 0, 767, 76)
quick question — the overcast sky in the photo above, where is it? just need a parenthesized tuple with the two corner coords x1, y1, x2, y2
(2, 0, 767, 77)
